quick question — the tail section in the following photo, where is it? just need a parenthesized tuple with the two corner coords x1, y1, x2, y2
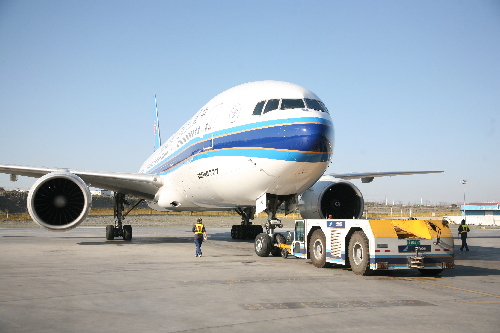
(154, 94, 162, 151)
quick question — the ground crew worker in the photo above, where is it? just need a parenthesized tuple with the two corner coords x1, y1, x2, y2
(192, 218, 207, 257)
(458, 219, 470, 251)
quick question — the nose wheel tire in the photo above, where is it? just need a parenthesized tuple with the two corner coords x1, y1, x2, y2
(255, 233, 271, 257)
(271, 233, 286, 257)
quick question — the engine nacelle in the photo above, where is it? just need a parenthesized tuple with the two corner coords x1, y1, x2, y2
(27, 172, 92, 231)
(299, 180, 364, 219)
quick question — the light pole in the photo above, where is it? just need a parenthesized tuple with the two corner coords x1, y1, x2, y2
(461, 180, 467, 220)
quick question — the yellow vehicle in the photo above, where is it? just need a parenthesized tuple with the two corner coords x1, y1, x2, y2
(255, 219, 454, 275)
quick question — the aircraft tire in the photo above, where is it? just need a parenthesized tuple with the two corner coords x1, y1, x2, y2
(252, 225, 263, 238)
(310, 229, 327, 268)
(106, 225, 114, 240)
(348, 231, 371, 275)
(123, 225, 132, 241)
(255, 233, 271, 257)
(242, 227, 251, 240)
(231, 225, 243, 239)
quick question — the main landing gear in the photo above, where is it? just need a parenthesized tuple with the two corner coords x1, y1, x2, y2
(106, 192, 144, 241)
(231, 207, 263, 240)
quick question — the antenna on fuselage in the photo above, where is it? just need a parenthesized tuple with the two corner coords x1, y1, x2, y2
(154, 94, 162, 151)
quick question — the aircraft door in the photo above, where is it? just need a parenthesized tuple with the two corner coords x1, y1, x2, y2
(203, 133, 213, 151)
(201, 103, 224, 151)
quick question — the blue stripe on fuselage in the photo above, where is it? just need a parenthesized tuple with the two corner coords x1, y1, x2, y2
(146, 117, 333, 175)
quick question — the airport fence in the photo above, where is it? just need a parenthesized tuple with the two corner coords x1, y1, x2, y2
(0, 209, 457, 222)
(86, 208, 303, 220)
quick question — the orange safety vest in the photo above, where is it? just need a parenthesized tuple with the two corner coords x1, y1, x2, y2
(194, 223, 204, 234)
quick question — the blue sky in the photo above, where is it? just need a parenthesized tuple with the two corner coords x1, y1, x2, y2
(0, 0, 498, 205)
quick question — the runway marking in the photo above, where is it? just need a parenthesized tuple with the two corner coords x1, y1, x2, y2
(181, 277, 326, 285)
(396, 278, 500, 299)
(241, 300, 433, 310)
(459, 301, 500, 304)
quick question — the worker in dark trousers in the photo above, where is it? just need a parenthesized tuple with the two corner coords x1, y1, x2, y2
(192, 218, 207, 257)
(458, 219, 470, 251)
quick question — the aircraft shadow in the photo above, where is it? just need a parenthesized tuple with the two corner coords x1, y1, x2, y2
(78, 236, 193, 246)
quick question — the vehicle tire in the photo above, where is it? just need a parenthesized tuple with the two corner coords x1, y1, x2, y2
(348, 231, 371, 275)
(106, 225, 114, 240)
(419, 269, 443, 276)
(123, 225, 132, 241)
(255, 233, 271, 257)
(271, 233, 286, 257)
(310, 229, 327, 268)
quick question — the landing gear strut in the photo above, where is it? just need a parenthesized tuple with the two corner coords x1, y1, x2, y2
(254, 194, 295, 257)
(105, 192, 144, 241)
(231, 207, 263, 240)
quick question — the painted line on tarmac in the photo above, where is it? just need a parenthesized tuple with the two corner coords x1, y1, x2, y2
(181, 277, 328, 285)
(398, 278, 500, 299)
(240, 300, 433, 310)
(459, 301, 500, 304)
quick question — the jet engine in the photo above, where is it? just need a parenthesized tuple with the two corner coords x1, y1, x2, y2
(27, 172, 92, 231)
(299, 180, 364, 219)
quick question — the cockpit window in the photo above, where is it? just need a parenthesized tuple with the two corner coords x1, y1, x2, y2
(253, 98, 328, 115)
(263, 99, 279, 114)
(280, 99, 305, 110)
(253, 101, 265, 115)
(305, 98, 329, 113)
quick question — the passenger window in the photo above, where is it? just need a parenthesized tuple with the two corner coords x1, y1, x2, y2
(305, 98, 329, 113)
(280, 99, 305, 110)
(253, 101, 265, 115)
(263, 99, 279, 113)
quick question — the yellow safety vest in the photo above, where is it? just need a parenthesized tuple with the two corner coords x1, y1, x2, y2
(194, 223, 204, 234)
(460, 224, 469, 233)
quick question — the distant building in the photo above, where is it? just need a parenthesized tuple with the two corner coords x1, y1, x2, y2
(461, 202, 500, 226)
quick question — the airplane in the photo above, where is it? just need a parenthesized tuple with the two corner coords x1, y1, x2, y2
(0, 80, 442, 242)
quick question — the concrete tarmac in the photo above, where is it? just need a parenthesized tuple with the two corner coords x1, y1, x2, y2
(1, 226, 499, 333)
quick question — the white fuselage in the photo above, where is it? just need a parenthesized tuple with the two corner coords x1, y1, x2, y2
(139, 81, 334, 211)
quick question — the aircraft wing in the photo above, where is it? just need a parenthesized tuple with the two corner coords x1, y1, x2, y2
(324, 171, 443, 183)
(0, 164, 163, 200)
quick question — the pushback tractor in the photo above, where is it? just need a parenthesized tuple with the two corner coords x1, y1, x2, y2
(254, 219, 454, 275)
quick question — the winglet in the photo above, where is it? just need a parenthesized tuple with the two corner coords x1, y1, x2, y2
(154, 94, 162, 151)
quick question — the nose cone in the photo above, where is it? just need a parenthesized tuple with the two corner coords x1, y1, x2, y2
(304, 122, 333, 153)
(268, 120, 334, 195)
(286, 121, 334, 163)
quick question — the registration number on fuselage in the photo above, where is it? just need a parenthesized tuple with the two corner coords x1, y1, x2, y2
(197, 168, 219, 179)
